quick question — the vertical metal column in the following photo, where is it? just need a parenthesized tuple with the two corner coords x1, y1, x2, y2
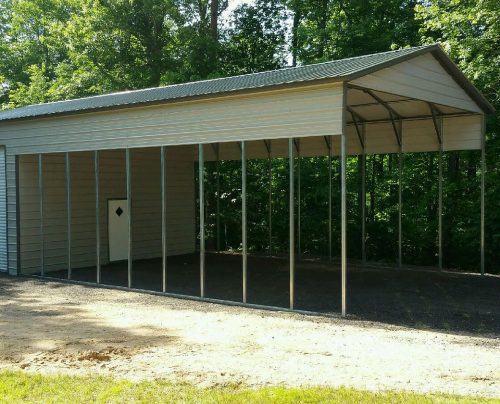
(268, 144, 272, 256)
(126, 148, 132, 288)
(438, 119, 443, 271)
(199, 144, 205, 297)
(161, 146, 167, 292)
(216, 144, 221, 252)
(65, 152, 72, 280)
(480, 115, 486, 275)
(241, 141, 247, 303)
(297, 141, 301, 258)
(289, 138, 295, 310)
(361, 131, 366, 265)
(398, 125, 403, 270)
(95, 151, 101, 284)
(328, 136, 332, 262)
(341, 88, 347, 317)
(38, 154, 44, 276)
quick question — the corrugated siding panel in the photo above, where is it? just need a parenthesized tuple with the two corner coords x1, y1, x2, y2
(351, 53, 482, 113)
(201, 133, 364, 161)
(6, 152, 18, 275)
(402, 119, 438, 153)
(18, 155, 40, 274)
(0, 84, 344, 155)
(0, 147, 6, 271)
(443, 115, 482, 151)
(18, 146, 195, 274)
(70, 152, 97, 269)
(364, 122, 400, 154)
(198, 114, 480, 159)
(165, 146, 196, 255)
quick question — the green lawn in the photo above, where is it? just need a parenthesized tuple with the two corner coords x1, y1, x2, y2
(0, 371, 498, 403)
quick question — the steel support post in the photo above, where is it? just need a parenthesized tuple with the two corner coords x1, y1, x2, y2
(328, 136, 332, 262)
(216, 145, 221, 252)
(95, 151, 101, 284)
(289, 138, 295, 310)
(341, 89, 347, 317)
(38, 154, 44, 276)
(398, 124, 403, 270)
(297, 142, 301, 258)
(241, 141, 247, 303)
(361, 138, 366, 265)
(268, 145, 272, 256)
(199, 144, 205, 296)
(438, 120, 443, 271)
(161, 146, 167, 292)
(126, 149, 132, 288)
(480, 115, 486, 275)
(65, 152, 72, 280)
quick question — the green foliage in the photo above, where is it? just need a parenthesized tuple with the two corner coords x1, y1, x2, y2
(416, 0, 500, 270)
(0, 0, 498, 272)
(0, 371, 497, 403)
(288, 0, 421, 63)
(220, 0, 287, 75)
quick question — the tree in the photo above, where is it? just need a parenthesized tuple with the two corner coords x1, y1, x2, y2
(289, 0, 421, 64)
(417, 0, 500, 270)
(221, 0, 287, 75)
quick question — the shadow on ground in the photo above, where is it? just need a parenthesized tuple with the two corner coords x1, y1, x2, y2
(0, 275, 178, 364)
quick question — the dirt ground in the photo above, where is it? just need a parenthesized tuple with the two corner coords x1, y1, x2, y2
(0, 274, 499, 397)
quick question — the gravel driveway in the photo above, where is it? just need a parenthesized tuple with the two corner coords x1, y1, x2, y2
(0, 274, 498, 397)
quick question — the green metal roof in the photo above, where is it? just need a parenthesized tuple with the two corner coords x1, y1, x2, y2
(0, 44, 493, 122)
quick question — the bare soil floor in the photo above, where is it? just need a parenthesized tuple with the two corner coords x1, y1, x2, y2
(44, 253, 500, 335)
(0, 271, 499, 397)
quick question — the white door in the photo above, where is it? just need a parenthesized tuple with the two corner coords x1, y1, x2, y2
(108, 199, 129, 262)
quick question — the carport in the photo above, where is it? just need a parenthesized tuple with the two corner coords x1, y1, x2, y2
(0, 44, 494, 317)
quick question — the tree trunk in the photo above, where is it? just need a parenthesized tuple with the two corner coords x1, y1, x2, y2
(317, 0, 329, 59)
(370, 155, 376, 222)
(209, 0, 219, 72)
(292, 6, 301, 66)
(210, 0, 218, 41)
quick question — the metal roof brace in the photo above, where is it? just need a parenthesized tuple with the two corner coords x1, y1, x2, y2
(363, 89, 403, 147)
(428, 102, 443, 145)
(346, 106, 365, 149)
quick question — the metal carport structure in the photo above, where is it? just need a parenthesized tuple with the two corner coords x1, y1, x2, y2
(0, 44, 494, 316)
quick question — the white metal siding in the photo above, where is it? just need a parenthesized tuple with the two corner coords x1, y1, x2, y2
(198, 115, 482, 160)
(18, 147, 195, 274)
(443, 115, 482, 151)
(0, 147, 7, 271)
(6, 152, 18, 275)
(0, 83, 344, 155)
(351, 53, 482, 113)
(18, 154, 40, 274)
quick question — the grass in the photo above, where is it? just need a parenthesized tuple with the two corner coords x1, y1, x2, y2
(0, 371, 498, 403)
